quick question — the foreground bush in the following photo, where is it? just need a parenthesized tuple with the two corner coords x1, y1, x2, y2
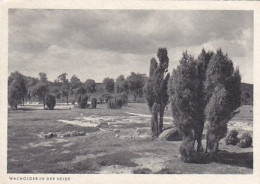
(225, 130, 239, 145)
(238, 133, 252, 148)
(45, 95, 56, 110)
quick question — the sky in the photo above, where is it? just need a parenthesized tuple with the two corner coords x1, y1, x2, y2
(8, 10, 253, 83)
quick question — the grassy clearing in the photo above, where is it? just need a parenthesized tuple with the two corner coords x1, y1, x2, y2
(8, 103, 253, 174)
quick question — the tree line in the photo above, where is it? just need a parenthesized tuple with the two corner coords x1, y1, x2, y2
(144, 48, 241, 162)
(8, 71, 148, 109)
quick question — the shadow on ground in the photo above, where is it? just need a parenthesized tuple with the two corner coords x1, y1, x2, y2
(215, 150, 253, 169)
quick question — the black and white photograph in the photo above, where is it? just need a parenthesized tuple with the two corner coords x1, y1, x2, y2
(1, 1, 259, 182)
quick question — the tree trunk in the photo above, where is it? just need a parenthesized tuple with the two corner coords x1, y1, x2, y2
(43, 95, 46, 109)
(158, 104, 165, 134)
(66, 96, 69, 105)
(151, 103, 160, 137)
(195, 123, 204, 152)
(133, 93, 136, 101)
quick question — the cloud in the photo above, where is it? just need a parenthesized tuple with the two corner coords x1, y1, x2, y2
(8, 9, 253, 83)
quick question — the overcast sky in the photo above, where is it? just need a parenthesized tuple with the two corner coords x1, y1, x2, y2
(9, 9, 253, 83)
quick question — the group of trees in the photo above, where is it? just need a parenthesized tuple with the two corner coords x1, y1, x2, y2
(145, 48, 241, 162)
(8, 70, 148, 109)
(104, 72, 147, 100)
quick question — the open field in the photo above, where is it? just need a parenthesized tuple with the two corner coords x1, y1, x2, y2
(8, 103, 253, 174)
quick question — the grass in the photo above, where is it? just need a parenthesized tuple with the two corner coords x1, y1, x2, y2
(8, 103, 253, 174)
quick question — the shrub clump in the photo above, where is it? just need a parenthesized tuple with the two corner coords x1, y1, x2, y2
(91, 98, 97, 109)
(118, 92, 128, 106)
(132, 168, 153, 174)
(107, 97, 123, 109)
(45, 94, 56, 110)
(77, 94, 88, 109)
(238, 133, 252, 148)
(225, 129, 239, 145)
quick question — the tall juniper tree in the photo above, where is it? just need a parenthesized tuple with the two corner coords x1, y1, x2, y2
(194, 49, 213, 152)
(204, 49, 241, 157)
(144, 48, 170, 137)
(168, 51, 201, 162)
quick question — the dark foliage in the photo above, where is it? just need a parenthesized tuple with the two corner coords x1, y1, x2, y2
(45, 95, 56, 110)
(204, 49, 241, 156)
(118, 92, 128, 106)
(169, 51, 201, 161)
(103, 77, 115, 93)
(8, 79, 24, 109)
(100, 94, 112, 103)
(126, 72, 147, 100)
(225, 130, 239, 145)
(241, 83, 253, 105)
(8, 71, 27, 108)
(115, 75, 129, 93)
(85, 79, 96, 93)
(91, 98, 97, 109)
(144, 48, 170, 137)
(107, 97, 123, 109)
(238, 133, 252, 148)
(77, 94, 88, 109)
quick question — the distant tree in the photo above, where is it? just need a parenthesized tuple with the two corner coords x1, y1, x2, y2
(103, 77, 115, 93)
(144, 48, 170, 137)
(25, 76, 38, 103)
(168, 52, 200, 162)
(118, 92, 128, 106)
(8, 71, 27, 106)
(57, 73, 70, 105)
(74, 86, 87, 103)
(49, 83, 61, 99)
(75, 86, 87, 96)
(8, 79, 24, 109)
(45, 94, 56, 110)
(126, 72, 147, 100)
(77, 94, 88, 109)
(204, 49, 241, 157)
(70, 75, 81, 89)
(38, 72, 48, 83)
(85, 79, 96, 93)
(115, 75, 128, 93)
(32, 82, 49, 109)
(70, 75, 81, 96)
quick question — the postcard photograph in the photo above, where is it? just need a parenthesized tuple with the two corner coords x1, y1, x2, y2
(6, 8, 254, 175)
